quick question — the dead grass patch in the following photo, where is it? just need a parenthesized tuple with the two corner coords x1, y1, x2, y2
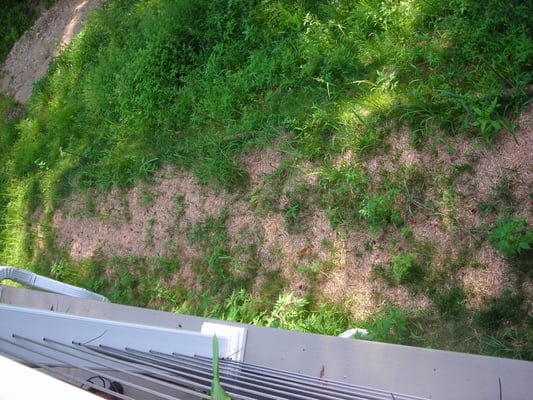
(49, 105, 533, 324)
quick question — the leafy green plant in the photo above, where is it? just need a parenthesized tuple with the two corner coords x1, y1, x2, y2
(365, 307, 409, 344)
(261, 293, 353, 336)
(390, 253, 423, 284)
(221, 289, 263, 324)
(488, 217, 533, 259)
(470, 98, 505, 145)
(359, 189, 402, 233)
(211, 335, 231, 400)
(219, 290, 351, 336)
(50, 259, 78, 283)
(264, 292, 308, 330)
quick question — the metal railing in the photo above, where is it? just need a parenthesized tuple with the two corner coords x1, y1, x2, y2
(0, 333, 427, 400)
(0, 266, 108, 302)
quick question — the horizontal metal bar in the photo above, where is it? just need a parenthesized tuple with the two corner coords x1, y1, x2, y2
(4, 335, 209, 400)
(29, 365, 134, 400)
(0, 266, 108, 302)
(57, 339, 213, 399)
(1, 328, 428, 400)
(97, 344, 424, 400)
(88, 345, 214, 394)
(0, 337, 157, 399)
(0, 354, 102, 400)
(75, 342, 257, 400)
(104, 344, 422, 400)
(200, 354, 420, 400)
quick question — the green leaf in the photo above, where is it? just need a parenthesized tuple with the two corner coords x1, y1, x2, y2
(520, 242, 531, 250)
(211, 335, 232, 400)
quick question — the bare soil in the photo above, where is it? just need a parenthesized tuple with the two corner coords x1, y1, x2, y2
(0, 0, 101, 104)
(50, 107, 532, 318)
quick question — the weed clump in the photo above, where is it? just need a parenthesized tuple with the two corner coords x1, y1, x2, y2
(390, 253, 424, 284)
(365, 307, 410, 344)
(488, 217, 533, 259)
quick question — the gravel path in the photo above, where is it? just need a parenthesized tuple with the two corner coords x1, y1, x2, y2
(0, 0, 101, 103)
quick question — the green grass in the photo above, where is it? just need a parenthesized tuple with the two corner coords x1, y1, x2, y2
(1, 0, 532, 359)
(3, 0, 531, 192)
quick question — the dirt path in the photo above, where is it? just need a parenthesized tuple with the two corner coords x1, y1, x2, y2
(0, 0, 101, 103)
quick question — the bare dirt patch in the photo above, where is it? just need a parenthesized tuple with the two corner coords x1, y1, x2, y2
(0, 0, 101, 103)
(49, 102, 532, 318)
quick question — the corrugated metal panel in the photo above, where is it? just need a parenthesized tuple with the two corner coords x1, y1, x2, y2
(2, 285, 533, 400)
(0, 333, 426, 400)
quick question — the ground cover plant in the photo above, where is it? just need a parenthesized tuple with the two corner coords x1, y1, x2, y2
(0, 0, 532, 359)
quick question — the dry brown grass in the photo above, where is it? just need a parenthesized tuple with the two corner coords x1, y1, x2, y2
(49, 103, 533, 319)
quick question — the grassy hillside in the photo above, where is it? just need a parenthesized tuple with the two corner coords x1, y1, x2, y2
(1, 0, 532, 358)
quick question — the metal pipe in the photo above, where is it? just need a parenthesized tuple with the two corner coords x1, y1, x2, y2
(339, 328, 370, 339)
(0, 266, 108, 302)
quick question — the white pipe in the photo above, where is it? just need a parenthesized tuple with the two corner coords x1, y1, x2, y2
(0, 266, 108, 302)
(339, 328, 370, 339)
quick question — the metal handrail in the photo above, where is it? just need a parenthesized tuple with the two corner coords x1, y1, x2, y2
(0, 266, 108, 302)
